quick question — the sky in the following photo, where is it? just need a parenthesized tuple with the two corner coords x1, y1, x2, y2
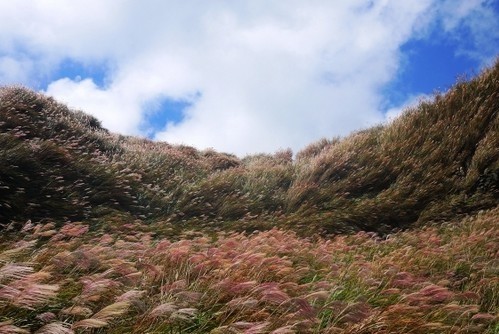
(0, 1, 498, 156)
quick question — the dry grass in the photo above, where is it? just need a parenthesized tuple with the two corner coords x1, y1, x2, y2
(0, 207, 497, 333)
(1, 59, 497, 234)
(0, 56, 498, 333)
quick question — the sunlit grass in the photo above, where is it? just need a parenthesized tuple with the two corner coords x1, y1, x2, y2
(0, 208, 497, 333)
(0, 57, 498, 333)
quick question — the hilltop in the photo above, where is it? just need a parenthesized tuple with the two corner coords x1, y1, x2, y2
(0, 61, 497, 333)
(0, 60, 497, 236)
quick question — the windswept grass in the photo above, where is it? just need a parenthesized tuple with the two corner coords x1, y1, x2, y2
(1, 59, 498, 234)
(288, 63, 498, 233)
(0, 207, 497, 333)
(0, 56, 498, 332)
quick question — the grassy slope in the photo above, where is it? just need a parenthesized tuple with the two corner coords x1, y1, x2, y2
(0, 62, 497, 332)
(0, 205, 497, 333)
(288, 61, 498, 234)
(1, 61, 498, 235)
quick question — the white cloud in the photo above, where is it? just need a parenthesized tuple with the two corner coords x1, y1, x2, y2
(0, 1, 497, 156)
(46, 78, 143, 135)
(436, 0, 499, 66)
(0, 56, 34, 84)
(438, 0, 486, 31)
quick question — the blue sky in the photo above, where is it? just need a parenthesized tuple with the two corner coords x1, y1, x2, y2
(56, 59, 109, 88)
(386, 40, 477, 105)
(0, 1, 498, 156)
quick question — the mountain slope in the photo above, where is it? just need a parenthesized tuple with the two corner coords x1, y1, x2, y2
(0, 60, 498, 235)
(0, 61, 498, 334)
(288, 62, 498, 233)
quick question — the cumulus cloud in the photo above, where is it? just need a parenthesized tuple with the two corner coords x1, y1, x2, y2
(45, 78, 143, 135)
(0, 56, 34, 84)
(0, 0, 497, 155)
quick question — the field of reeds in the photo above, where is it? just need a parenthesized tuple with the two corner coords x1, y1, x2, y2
(0, 207, 497, 333)
(1, 60, 498, 235)
(0, 60, 498, 332)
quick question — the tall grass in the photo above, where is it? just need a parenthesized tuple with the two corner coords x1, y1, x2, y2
(0, 207, 497, 333)
(0, 56, 498, 333)
(1, 58, 497, 235)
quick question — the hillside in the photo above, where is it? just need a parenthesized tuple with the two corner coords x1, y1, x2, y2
(0, 61, 497, 333)
(0, 206, 496, 333)
(1, 60, 498, 235)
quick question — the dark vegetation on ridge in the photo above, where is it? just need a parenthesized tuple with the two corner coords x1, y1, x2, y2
(0, 61, 497, 333)
(1, 61, 497, 236)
